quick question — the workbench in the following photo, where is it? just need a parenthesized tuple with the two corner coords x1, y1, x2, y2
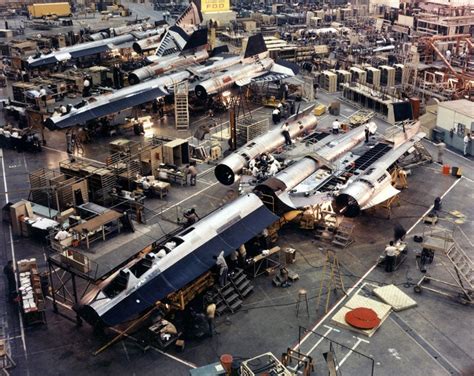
(157, 168, 187, 186)
(250, 246, 282, 278)
(70, 210, 123, 250)
(377, 242, 407, 271)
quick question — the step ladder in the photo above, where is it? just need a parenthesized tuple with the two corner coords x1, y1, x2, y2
(415, 226, 473, 305)
(230, 268, 254, 299)
(174, 81, 189, 130)
(446, 243, 474, 292)
(208, 282, 243, 317)
(331, 222, 355, 248)
(317, 250, 347, 313)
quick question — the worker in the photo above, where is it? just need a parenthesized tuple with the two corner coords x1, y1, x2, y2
(206, 302, 217, 337)
(238, 244, 247, 267)
(83, 77, 91, 97)
(384, 241, 397, 273)
(445, 49, 451, 61)
(433, 197, 442, 212)
(364, 123, 370, 143)
(54, 229, 70, 241)
(142, 178, 151, 197)
(272, 108, 281, 124)
(39, 86, 47, 107)
(3, 260, 16, 303)
(183, 208, 199, 227)
(186, 162, 198, 186)
(214, 251, 228, 287)
(281, 122, 292, 146)
(65, 130, 74, 161)
(332, 119, 341, 134)
(393, 223, 406, 242)
(463, 133, 471, 156)
(436, 142, 445, 164)
(229, 250, 239, 271)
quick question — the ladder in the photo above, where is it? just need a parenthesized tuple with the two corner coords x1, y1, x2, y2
(415, 225, 473, 304)
(317, 250, 347, 313)
(174, 81, 189, 130)
(446, 243, 474, 292)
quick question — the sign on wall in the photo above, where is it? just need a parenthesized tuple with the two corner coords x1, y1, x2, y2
(201, 0, 230, 13)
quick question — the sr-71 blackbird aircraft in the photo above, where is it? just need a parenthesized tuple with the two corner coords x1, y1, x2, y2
(44, 32, 297, 130)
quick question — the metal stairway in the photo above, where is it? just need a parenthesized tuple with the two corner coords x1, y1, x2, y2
(230, 268, 254, 299)
(174, 81, 189, 130)
(446, 244, 474, 291)
(207, 269, 254, 316)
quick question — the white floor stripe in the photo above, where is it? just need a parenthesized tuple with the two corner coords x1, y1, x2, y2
(1, 148, 29, 370)
(294, 177, 462, 351)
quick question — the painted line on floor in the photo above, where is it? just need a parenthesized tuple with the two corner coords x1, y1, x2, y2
(406, 177, 462, 235)
(294, 177, 461, 351)
(0, 148, 29, 368)
(335, 336, 370, 371)
(305, 325, 340, 356)
(390, 314, 459, 375)
(161, 182, 219, 214)
(42, 146, 106, 165)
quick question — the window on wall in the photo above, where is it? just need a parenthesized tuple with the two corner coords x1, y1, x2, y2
(456, 123, 465, 137)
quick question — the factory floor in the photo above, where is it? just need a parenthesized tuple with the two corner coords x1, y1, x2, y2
(1, 92, 473, 376)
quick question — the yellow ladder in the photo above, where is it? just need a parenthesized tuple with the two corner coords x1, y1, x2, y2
(317, 250, 347, 313)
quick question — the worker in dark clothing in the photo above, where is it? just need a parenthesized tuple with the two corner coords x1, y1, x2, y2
(3, 260, 16, 302)
(393, 223, 406, 242)
(183, 208, 199, 227)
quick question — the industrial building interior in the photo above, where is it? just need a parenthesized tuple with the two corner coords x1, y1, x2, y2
(0, 0, 473, 375)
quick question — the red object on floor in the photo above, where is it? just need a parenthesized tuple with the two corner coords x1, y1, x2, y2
(345, 307, 380, 330)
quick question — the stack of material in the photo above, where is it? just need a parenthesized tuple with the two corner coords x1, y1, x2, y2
(331, 294, 392, 337)
(373, 284, 417, 312)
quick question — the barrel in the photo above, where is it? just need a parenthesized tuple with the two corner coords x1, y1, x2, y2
(220, 354, 233, 373)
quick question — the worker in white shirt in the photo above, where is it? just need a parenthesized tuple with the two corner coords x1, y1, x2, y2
(332, 119, 341, 134)
(384, 241, 397, 273)
(281, 122, 292, 145)
(463, 133, 471, 156)
(437, 142, 445, 163)
(272, 108, 281, 124)
(54, 229, 70, 241)
(213, 251, 228, 287)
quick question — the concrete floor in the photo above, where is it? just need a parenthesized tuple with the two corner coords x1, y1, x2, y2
(1, 79, 473, 375)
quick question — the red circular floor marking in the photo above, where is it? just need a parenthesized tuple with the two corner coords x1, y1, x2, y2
(345, 307, 380, 329)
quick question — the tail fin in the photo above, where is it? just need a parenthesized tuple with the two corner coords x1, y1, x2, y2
(181, 28, 208, 52)
(210, 45, 229, 57)
(175, 1, 203, 28)
(244, 34, 267, 58)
